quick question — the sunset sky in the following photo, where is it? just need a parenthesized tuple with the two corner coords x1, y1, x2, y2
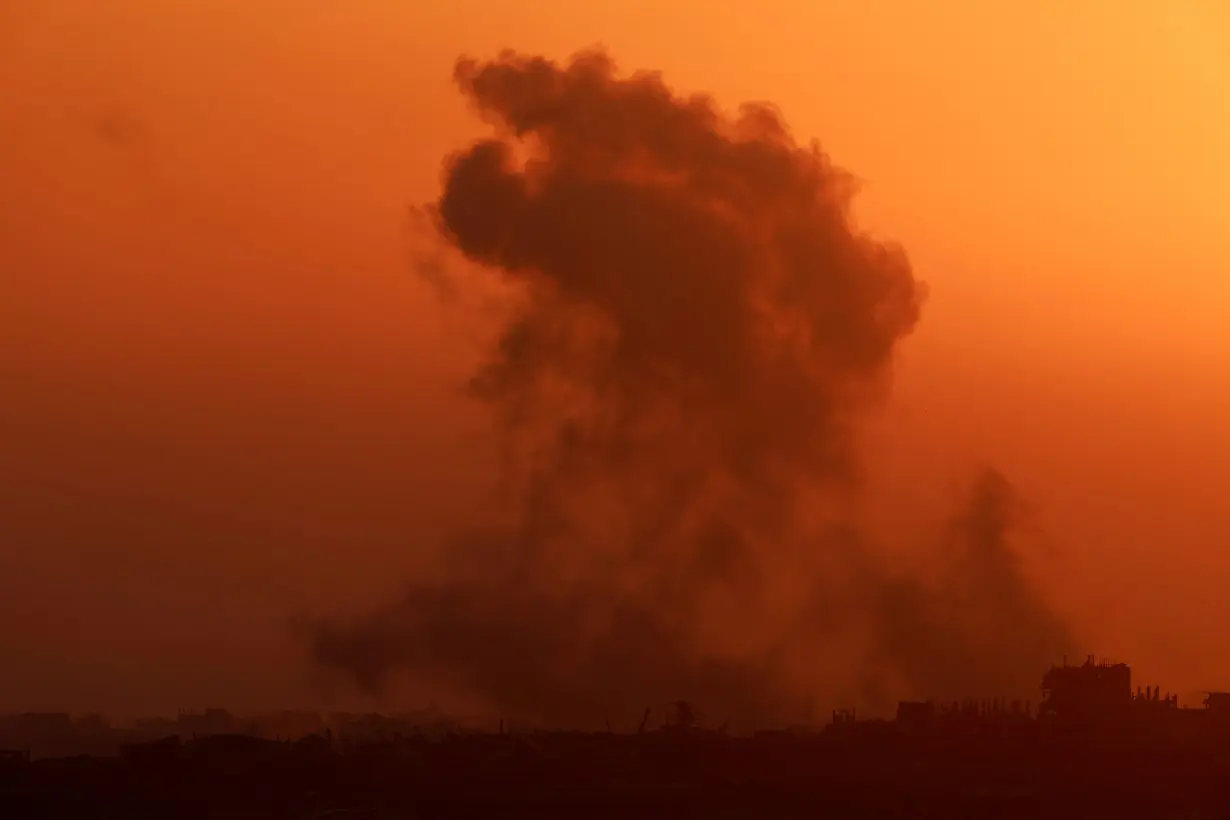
(2, 0, 1228, 716)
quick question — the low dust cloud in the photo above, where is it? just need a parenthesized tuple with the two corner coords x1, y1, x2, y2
(308, 51, 1073, 728)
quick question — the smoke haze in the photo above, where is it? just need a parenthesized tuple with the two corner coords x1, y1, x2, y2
(309, 51, 1072, 727)
(7, 1, 1229, 721)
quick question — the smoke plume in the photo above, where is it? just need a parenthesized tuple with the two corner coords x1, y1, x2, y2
(308, 49, 1071, 727)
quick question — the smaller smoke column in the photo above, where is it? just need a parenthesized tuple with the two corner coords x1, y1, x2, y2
(864, 469, 1073, 705)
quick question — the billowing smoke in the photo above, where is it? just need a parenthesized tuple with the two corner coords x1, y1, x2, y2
(308, 49, 1071, 727)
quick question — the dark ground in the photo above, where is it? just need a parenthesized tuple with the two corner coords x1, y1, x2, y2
(4, 719, 1230, 819)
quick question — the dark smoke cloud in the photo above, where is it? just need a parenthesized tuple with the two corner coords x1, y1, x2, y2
(308, 49, 1071, 727)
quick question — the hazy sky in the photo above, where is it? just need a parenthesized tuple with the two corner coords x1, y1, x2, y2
(1, 0, 1228, 715)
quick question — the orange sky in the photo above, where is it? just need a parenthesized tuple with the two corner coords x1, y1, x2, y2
(1, 0, 1228, 715)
